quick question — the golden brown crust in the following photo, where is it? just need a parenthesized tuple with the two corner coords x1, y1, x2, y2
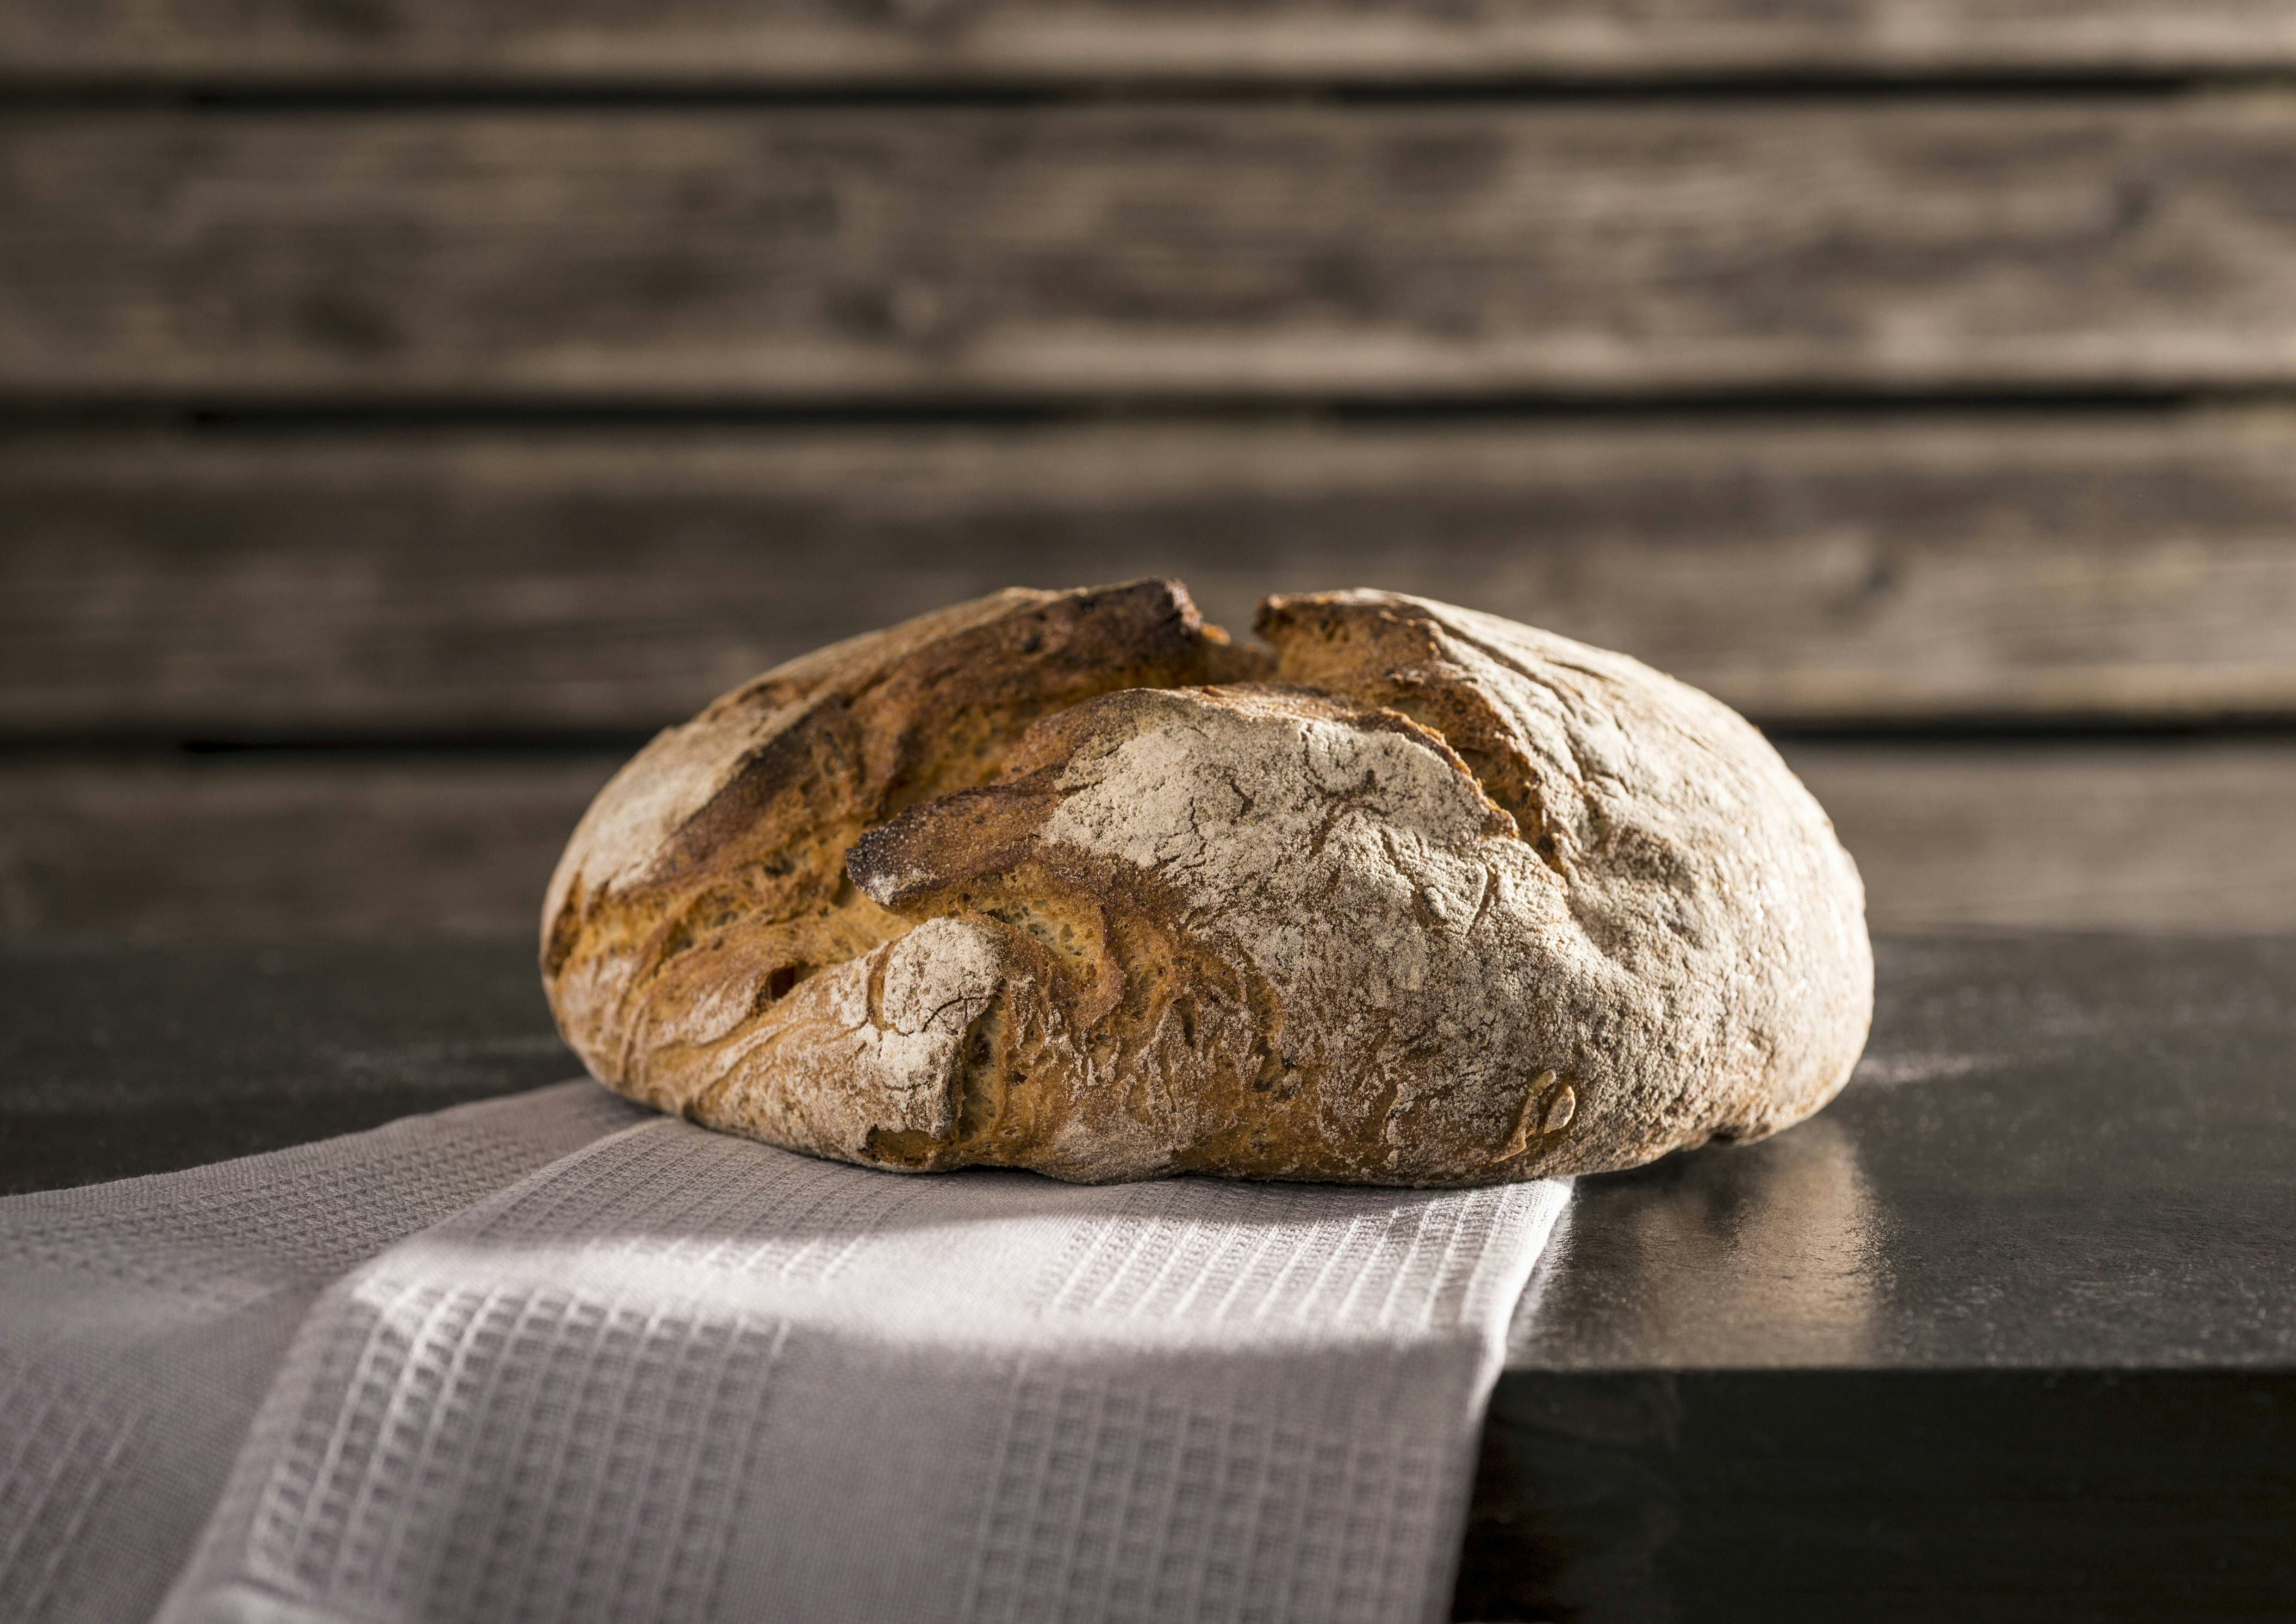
(540, 579, 1260, 1122)
(542, 581, 1872, 1185)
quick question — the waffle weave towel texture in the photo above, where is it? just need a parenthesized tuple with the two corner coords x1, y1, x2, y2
(1, 1084, 1568, 1624)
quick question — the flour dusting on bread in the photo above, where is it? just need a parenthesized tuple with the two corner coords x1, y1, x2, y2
(542, 580, 1872, 1186)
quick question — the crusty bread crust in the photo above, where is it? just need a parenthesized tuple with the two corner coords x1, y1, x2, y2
(542, 580, 1871, 1185)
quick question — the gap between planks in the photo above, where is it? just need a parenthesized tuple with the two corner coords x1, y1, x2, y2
(9, 0, 2296, 87)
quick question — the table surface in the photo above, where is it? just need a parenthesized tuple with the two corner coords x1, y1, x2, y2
(7, 931, 2294, 1620)
(1514, 931, 2296, 1371)
(6, 931, 2292, 1373)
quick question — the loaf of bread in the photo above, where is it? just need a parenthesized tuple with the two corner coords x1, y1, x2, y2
(542, 581, 1870, 1185)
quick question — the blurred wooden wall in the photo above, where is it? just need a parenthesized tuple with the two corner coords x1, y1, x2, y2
(6, 2, 2296, 939)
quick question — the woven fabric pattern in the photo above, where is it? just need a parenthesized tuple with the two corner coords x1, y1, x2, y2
(1033, 1178, 1530, 1330)
(0, 1089, 1564, 1624)
(0, 1351, 139, 1624)
(0, 1083, 642, 1624)
(246, 1280, 785, 1624)
(161, 1116, 1564, 1624)
(958, 1361, 1450, 1624)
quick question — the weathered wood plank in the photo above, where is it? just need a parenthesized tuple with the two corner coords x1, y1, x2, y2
(8, 416, 2296, 732)
(9, 0, 2296, 86)
(1784, 742, 2296, 931)
(8, 100, 2296, 401)
(3, 745, 2289, 937)
(0, 757, 622, 940)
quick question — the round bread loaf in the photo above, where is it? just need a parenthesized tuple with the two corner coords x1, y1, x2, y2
(541, 581, 1871, 1185)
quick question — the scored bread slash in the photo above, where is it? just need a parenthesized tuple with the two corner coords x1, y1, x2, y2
(541, 580, 1871, 1186)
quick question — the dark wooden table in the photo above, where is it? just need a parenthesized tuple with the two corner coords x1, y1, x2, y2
(5, 932, 2291, 1621)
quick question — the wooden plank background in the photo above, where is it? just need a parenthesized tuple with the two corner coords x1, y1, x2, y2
(9, 416, 2296, 732)
(10, 1, 2296, 85)
(12, 100, 2296, 402)
(4, 6, 2295, 940)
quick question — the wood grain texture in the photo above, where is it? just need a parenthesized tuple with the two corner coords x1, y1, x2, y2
(0, 757, 622, 940)
(10, 415, 2296, 732)
(1784, 741, 2296, 932)
(4, 744, 2289, 937)
(9, 0, 2296, 86)
(9, 100, 2296, 401)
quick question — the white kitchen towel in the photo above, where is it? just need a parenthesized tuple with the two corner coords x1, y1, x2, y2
(0, 1082, 645, 1624)
(159, 1112, 1567, 1624)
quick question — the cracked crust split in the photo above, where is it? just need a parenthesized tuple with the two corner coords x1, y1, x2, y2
(541, 579, 1873, 1186)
